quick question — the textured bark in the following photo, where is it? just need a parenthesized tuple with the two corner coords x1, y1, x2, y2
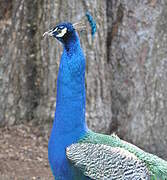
(0, 0, 112, 132)
(108, 0, 167, 159)
(0, 0, 167, 159)
(0, 0, 43, 125)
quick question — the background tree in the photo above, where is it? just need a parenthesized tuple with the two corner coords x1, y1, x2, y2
(109, 0, 167, 159)
(0, 0, 167, 159)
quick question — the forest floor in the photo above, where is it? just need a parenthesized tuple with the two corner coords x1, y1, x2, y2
(0, 123, 54, 180)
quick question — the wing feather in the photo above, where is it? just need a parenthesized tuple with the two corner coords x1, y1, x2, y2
(66, 143, 150, 180)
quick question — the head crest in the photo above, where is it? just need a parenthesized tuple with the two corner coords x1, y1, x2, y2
(73, 12, 96, 38)
(85, 12, 96, 37)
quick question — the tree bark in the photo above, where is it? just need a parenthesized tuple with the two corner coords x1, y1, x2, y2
(108, 0, 167, 159)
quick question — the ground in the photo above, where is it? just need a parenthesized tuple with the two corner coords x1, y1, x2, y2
(0, 123, 53, 180)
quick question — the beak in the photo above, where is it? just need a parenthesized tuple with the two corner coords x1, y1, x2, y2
(43, 29, 54, 37)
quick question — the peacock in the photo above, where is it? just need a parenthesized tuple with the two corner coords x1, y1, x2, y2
(43, 14, 167, 180)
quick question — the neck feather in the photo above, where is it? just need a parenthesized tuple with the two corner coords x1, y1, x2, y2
(53, 31, 88, 137)
(64, 31, 79, 51)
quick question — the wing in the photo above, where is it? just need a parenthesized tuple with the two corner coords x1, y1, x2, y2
(66, 143, 150, 180)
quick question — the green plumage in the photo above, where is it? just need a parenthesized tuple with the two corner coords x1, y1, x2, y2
(66, 130, 167, 180)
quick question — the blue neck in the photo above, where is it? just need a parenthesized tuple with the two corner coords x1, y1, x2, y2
(48, 30, 89, 179)
(53, 31, 88, 137)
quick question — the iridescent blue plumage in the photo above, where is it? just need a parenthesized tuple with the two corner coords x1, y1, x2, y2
(44, 22, 90, 179)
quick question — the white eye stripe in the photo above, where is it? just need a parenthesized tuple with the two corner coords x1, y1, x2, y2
(56, 27, 67, 37)
(53, 27, 58, 33)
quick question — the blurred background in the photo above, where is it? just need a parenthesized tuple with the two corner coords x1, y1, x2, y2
(0, 0, 167, 179)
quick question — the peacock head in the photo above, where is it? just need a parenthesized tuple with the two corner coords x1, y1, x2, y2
(43, 22, 85, 44)
(43, 13, 96, 45)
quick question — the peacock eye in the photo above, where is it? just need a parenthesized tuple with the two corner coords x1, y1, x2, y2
(57, 29, 62, 34)
(56, 27, 67, 37)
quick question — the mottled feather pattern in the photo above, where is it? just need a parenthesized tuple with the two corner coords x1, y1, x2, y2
(66, 143, 150, 180)
(78, 131, 167, 180)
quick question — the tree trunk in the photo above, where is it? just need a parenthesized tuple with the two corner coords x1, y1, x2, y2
(108, 0, 167, 159)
